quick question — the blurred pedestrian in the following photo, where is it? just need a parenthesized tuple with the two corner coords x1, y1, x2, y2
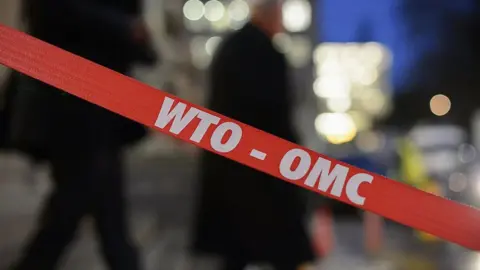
(0, 0, 22, 151)
(0, 73, 17, 150)
(190, 0, 315, 269)
(8, 0, 157, 269)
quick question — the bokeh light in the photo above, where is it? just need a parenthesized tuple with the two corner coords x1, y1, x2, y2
(429, 94, 451, 116)
(204, 0, 225, 22)
(355, 131, 386, 153)
(183, 0, 205, 21)
(448, 172, 468, 192)
(326, 98, 352, 113)
(315, 113, 357, 144)
(282, 0, 312, 32)
(228, 0, 250, 21)
(205, 36, 222, 56)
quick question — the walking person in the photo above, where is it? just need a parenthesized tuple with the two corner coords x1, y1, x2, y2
(190, 0, 315, 269)
(8, 0, 157, 269)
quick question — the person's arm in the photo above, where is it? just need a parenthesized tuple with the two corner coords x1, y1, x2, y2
(232, 49, 288, 106)
(231, 48, 298, 141)
(46, 0, 136, 42)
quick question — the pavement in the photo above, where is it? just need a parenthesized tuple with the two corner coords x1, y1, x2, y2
(0, 137, 478, 270)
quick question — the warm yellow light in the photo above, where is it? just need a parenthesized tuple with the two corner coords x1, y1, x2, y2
(313, 75, 351, 98)
(348, 110, 371, 131)
(313, 45, 336, 65)
(314, 113, 357, 144)
(359, 88, 387, 116)
(326, 98, 351, 112)
(430, 94, 451, 116)
(359, 42, 385, 67)
(325, 133, 357, 145)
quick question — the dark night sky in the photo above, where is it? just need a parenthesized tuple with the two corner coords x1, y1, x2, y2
(318, 0, 475, 92)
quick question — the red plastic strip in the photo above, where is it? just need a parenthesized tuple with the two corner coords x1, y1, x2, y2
(0, 24, 479, 250)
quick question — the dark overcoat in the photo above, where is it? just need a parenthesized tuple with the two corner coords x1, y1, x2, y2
(0, 73, 17, 150)
(7, 0, 156, 159)
(191, 23, 315, 265)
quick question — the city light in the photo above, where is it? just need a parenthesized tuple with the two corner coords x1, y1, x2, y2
(457, 143, 476, 163)
(326, 98, 352, 113)
(190, 36, 211, 69)
(228, 19, 246, 30)
(205, 36, 222, 56)
(273, 34, 311, 67)
(287, 36, 312, 68)
(315, 57, 343, 76)
(359, 88, 387, 115)
(211, 14, 232, 32)
(352, 67, 378, 85)
(273, 33, 293, 54)
(204, 0, 225, 22)
(469, 253, 480, 270)
(315, 113, 357, 144)
(348, 110, 371, 131)
(183, 0, 205, 21)
(313, 75, 351, 99)
(430, 94, 451, 116)
(282, 0, 312, 32)
(184, 0, 315, 73)
(475, 180, 480, 198)
(313, 45, 338, 65)
(470, 165, 480, 199)
(312, 42, 391, 143)
(355, 131, 386, 153)
(448, 172, 468, 192)
(359, 42, 388, 68)
(228, 0, 250, 21)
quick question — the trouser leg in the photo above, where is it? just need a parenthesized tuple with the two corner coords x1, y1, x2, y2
(90, 150, 140, 270)
(13, 156, 93, 270)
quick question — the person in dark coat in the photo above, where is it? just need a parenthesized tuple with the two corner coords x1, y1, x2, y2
(190, 1, 315, 269)
(8, 0, 157, 269)
(0, 72, 17, 150)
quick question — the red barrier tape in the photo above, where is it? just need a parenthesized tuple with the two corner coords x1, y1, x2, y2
(0, 24, 479, 250)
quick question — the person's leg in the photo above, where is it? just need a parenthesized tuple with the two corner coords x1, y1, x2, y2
(13, 155, 92, 270)
(90, 150, 140, 270)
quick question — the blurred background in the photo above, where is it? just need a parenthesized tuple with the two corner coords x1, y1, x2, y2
(1, 0, 480, 269)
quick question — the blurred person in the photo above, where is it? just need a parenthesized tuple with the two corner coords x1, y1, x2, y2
(0, 73, 18, 151)
(190, 0, 315, 269)
(0, 0, 22, 150)
(0, 0, 22, 85)
(7, 0, 157, 269)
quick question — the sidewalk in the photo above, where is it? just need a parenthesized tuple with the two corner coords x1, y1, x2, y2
(1, 146, 472, 269)
(0, 148, 197, 270)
